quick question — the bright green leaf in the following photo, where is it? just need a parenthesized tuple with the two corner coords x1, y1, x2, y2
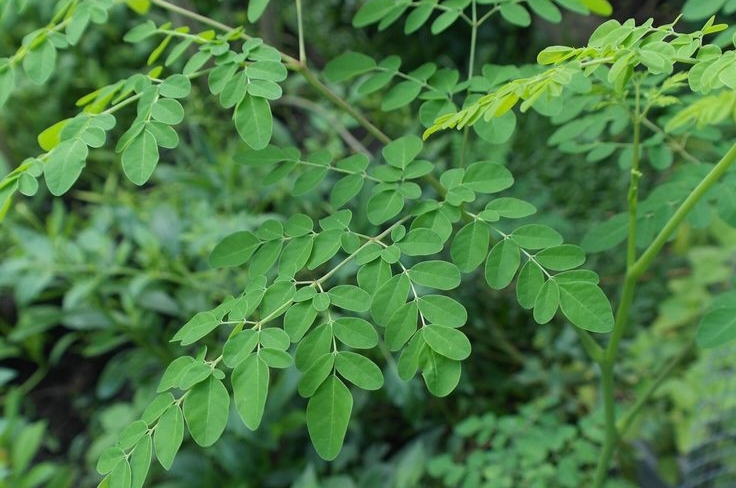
(208, 231, 260, 268)
(533, 279, 559, 324)
(422, 325, 471, 360)
(234, 94, 272, 149)
(154, 405, 184, 470)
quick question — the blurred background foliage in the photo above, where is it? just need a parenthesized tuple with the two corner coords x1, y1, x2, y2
(1, 0, 736, 487)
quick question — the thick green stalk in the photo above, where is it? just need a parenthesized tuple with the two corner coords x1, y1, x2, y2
(592, 86, 643, 487)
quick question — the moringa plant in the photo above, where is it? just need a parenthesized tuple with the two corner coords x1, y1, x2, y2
(1, 0, 736, 487)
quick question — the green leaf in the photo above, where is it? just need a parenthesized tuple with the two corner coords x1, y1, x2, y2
(142, 393, 175, 425)
(260, 280, 295, 319)
(451, 221, 490, 272)
(23, 39, 56, 85)
(13, 421, 45, 473)
(535, 244, 586, 271)
(382, 135, 422, 169)
(151, 98, 184, 125)
(382, 80, 422, 110)
(462, 163, 514, 193)
(328, 285, 371, 312)
(295, 324, 333, 371)
(307, 229, 343, 269)
(159, 74, 191, 99)
(397, 228, 444, 256)
(284, 301, 319, 342)
(500, 2, 531, 27)
(124, 20, 157, 42)
(358, 258, 393, 295)
(578, 0, 613, 16)
(0, 63, 15, 108)
(293, 167, 329, 195)
(247, 0, 272, 22)
(581, 213, 628, 252)
(486, 197, 537, 219)
(431, 9, 461, 34)
(306, 375, 353, 460)
(98, 447, 125, 475)
(408, 261, 461, 290)
(332, 317, 378, 349)
(183, 376, 230, 446)
(232, 354, 269, 429)
(109, 458, 132, 488)
(510, 224, 564, 249)
(404, 2, 434, 33)
(234, 94, 272, 150)
(285, 213, 314, 237)
(420, 349, 461, 397)
(330, 174, 364, 208)
(370, 273, 411, 327)
(154, 405, 184, 470)
(208, 231, 260, 268)
(324, 51, 377, 81)
(533, 279, 559, 324)
(557, 281, 614, 332)
(385, 301, 419, 351)
(554, 269, 599, 284)
(484, 239, 521, 289)
(353, 0, 395, 27)
(279, 235, 314, 276)
(177, 362, 211, 390)
(367, 189, 404, 224)
(516, 261, 545, 309)
(247, 61, 288, 82)
(223, 329, 259, 368)
(336, 351, 383, 390)
(697, 306, 736, 348)
(397, 334, 425, 380)
(298, 353, 335, 397)
(171, 311, 220, 345)
(320, 209, 352, 231)
(157, 356, 195, 392)
(422, 325, 471, 360)
(129, 435, 152, 488)
(122, 129, 159, 186)
(417, 295, 467, 328)
(259, 327, 291, 350)
(117, 420, 148, 450)
(528, 0, 562, 23)
(44, 138, 88, 196)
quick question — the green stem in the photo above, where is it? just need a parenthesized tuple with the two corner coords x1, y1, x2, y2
(295, 0, 306, 64)
(592, 84, 643, 487)
(468, 0, 477, 80)
(630, 141, 736, 280)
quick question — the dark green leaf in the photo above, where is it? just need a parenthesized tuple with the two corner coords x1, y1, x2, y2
(418, 295, 467, 328)
(208, 231, 260, 268)
(422, 324, 471, 361)
(516, 261, 545, 309)
(533, 279, 559, 324)
(232, 354, 269, 429)
(335, 351, 383, 390)
(324, 51, 377, 81)
(382, 80, 422, 110)
(484, 239, 521, 289)
(332, 317, 379, 349)
(408, 261, 461, 290)
(420, 349, 461, 397)
(535, 244, 586, 271)
(122, 129, 159, 186)
(306, 376, 353, 460)
(183, 377, 229, 446)
(510, 224, 564, 249)
(234, 94, 272, 150)
(154, 405, 184, 470)
(451, 221, 490, 272)
(558, 282, 614, 332)
(385, 301, 419, 351)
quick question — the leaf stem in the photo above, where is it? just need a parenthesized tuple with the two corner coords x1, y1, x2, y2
(295, 0, 306, 65)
